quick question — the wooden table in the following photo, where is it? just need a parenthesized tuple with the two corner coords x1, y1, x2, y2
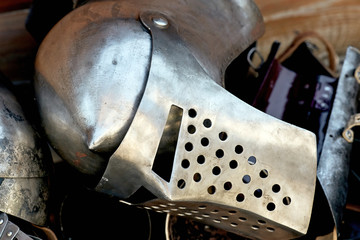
(254, 0, 360, 63)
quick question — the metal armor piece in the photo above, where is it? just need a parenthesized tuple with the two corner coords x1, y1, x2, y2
(97, 13, 316, 240)
(0, 81, 50, 226)
(34, 0, 317, 239)
(34, 0, 263, 178)
(0, 212, 34, 240)
(317, 46, 360, 237)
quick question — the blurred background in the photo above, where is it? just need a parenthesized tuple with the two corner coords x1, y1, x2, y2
(2, 0, 360, 83)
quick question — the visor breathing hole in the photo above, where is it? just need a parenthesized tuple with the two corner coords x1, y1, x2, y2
(272, 184, 281, 193)
(203, 119, 212, 128)
(212, 166, 221, 175)
(260, 169, 269, 178)
(201, 137, 209, 146)
(215, 149, 224, 158)
(193, 173, 201, 182)
(208, 186, 216, 194)
(239, 217, 247, 222)
(252, 225, 260, 230)
(181, 159, 190, 168)
(242, 175, 251, 184)
(185, 142, 193, 151)
(283, 196, 291, 205)
(197, 155, 205, 164)
(188, 109, 197, 118)
(187, 125, 196, 134)
(254, 189, 262, 198)
(235, 145, 243, 154)
(258, 220, 266, 225)
(224, 181, 232, 190)
(229, 160, 238, 169)
(248, 156, 256, 165)
(177, 179, 186, 189)
(219, 132, 228, 141)
(267, 202, 276, 211)
(236, 193, 245, 202)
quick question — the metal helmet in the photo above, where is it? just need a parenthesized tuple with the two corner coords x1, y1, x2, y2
(34, 0, 264, 180)
(0, 79, 50, 227)
(34, 0, 318, 239)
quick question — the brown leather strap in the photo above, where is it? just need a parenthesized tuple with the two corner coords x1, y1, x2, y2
(31, 225, 58, 240)
(277, 31, 338, 76)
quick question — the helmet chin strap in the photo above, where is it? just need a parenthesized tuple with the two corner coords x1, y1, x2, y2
(96, 11, 317, 240)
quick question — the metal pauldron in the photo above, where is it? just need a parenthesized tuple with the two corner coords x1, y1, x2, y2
(94, 10, 318, 240)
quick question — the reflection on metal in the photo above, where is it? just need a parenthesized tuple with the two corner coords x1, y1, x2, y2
(34, 0, 318, 239)
(35, 16, 152, 178)
(342, 113, 360, 143)
(317, 46, 360, 238)
(152, 15, 169, 29)
(0, 81, 51, 226)
(95, 11, 317, 240)
(34, 0, 264, 179)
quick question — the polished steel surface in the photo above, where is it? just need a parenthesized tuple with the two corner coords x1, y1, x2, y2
(34, 0, 318, 238)
(34, 0, 264, 178)
(35, 11, 151, 177)
(96, 12, 317, 240)
(0, 82, 50, 226)
(317, 46, 360, 238)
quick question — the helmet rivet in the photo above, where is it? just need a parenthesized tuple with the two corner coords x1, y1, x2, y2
(7, 231, 13, 237)
(0, 219, 3, 224)
(152, 16, 168, 28)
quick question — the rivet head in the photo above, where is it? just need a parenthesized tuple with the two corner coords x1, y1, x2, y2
(346, 130, 353, 139)
(7, 231, 12, 237)
(0, 219, 3, 225)
(152, 16, 168, 28)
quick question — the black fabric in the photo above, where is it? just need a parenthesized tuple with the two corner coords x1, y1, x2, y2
(25, 0, 73, 44)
